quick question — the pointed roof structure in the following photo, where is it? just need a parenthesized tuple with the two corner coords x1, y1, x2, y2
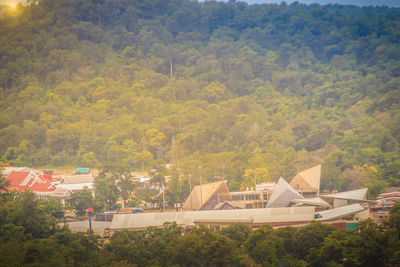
(267, 177, 304, 208)
(182, 180, 231, 211)
(321, 188, 368, 200)
(290, 165, 321, 194)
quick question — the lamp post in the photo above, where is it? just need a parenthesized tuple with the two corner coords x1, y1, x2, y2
(86, 208, 94, 231)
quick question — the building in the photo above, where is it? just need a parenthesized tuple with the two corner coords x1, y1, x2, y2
(182, 181, 231, 211)
(109, 206, 316, 233)
(376, 188, 400, 207)
(5, 171, 55, 198)
(290, 164, 321, 197)
(226, 183, 276, 209)
(53, 173, 95, 198)
(229, 190, 269, 209)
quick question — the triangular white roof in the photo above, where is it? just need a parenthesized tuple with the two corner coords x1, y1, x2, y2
(322, 188, 368, 200)
(20, 171, 44, 186)
(267, 177, 304, 208)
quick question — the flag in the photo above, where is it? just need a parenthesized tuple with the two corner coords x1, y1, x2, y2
(157, 186, 165, 197)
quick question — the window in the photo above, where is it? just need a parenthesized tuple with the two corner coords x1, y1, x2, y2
(246, 194, 260, 200)
(232, 195, 244, 201)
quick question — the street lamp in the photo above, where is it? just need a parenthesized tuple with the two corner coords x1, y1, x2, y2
(86, 208, 94, 231)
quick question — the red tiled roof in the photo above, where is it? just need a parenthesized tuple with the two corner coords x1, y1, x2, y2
(6, 171, 55, 193)
(6, 171, 30, 187)
(30, 179, 54, 192)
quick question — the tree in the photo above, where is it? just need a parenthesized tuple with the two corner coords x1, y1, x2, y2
(165, 171, 182, 209)
(144, 128, 167, 158)
(200, 82, 228, 103)
(67, 190, 94, 216)
(135, 150, 154, 170)
(355, 219, 400, 267)
(220, 222, 252, 248)
(0, 169, 9, 194)
(388, 203, 400, 237)
(292, 222, 335, 260)
(99, 164, 135, 208)
(244, 224, 279, 266)
(38, 198, 64, 219)
(273, 226, 298, 259)
(107, 222, 183, 266)
(118, 176, 135, 208)
(307, 229, 360, 267)
(107, 230, 144, 265)
(166, 225, 238, 266)
(241, 167, 269, 190)
(5, 191, 58, 238)
(94, 176, 119, 212)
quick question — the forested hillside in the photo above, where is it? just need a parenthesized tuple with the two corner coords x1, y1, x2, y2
(0, 0, 399, 193)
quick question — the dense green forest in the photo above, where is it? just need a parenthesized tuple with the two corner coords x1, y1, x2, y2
(0, 0, 399, 193)
(1, 190, 400, 266)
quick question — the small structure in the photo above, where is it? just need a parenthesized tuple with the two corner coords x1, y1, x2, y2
(75, 167, 90, 174)
(182, 181, 231, 211)
(290, 165, 321, 197)
(267, 177, 304, 208)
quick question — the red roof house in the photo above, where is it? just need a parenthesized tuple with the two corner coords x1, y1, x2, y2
(6, 171, 55, 193)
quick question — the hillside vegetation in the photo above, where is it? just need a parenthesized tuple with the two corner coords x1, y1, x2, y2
(0, 0, 399, 193)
